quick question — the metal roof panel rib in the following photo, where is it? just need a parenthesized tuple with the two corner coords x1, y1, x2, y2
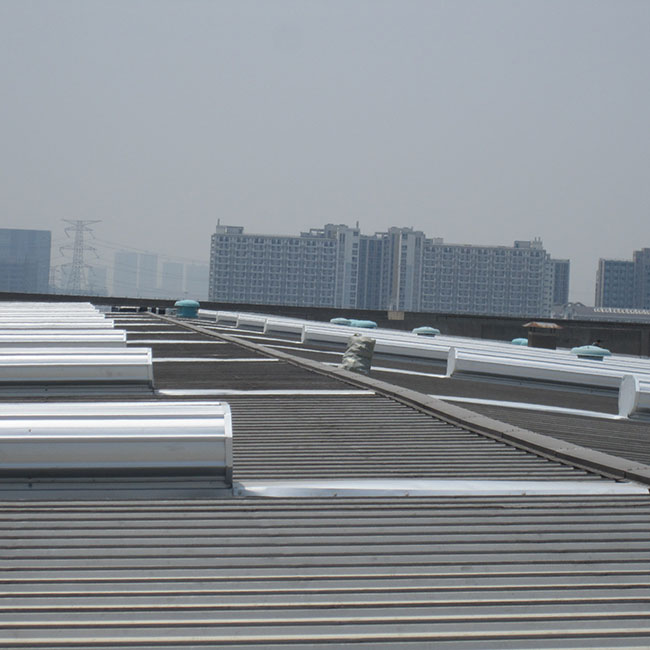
(2, 497, 650, 649)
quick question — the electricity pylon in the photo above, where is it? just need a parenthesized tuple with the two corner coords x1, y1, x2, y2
(60, 220, 101, 294)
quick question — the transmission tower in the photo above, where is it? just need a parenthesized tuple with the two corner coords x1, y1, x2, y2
(60, 220, 101, 294)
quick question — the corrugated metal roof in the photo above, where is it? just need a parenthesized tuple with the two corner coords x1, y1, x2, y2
(117, 313, 631, 483)
(2, 496, 650, 649)
(3, 306, 650, 648)
(155, 314, 650, 483)
(225, 395, 603, 481)
(462, 403, 650, 467)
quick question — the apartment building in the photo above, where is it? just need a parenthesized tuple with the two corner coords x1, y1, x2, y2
(551, 258, 570, 306)
(209, 224, 360, 308)
(209, 224, 561, 317)
(0, 228, 51, 294)
(419, 238, 553, 317)
(112, 251, 139, 297)
(594, 249, 650, 309)
(633, 248, 650, 309)
(595, 259, 636, 308)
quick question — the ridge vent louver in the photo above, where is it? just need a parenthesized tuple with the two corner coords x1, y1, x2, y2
(0, 401, 232, 485)
(0, 348, 153, 388)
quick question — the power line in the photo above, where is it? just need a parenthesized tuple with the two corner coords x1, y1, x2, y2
(92, 237, 208, 265)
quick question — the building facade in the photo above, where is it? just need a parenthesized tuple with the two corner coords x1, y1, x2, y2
(0, 228, 51, 294)
(551, 259, 570, 306)
(210, 224, 359, 308)
(186, 264, 209, 301)
(161, 262, 184, 297)
(137, 254, 158, 299)
(633, 248, 650, 309)
(87, 266, 108, 296)
(595, 259, 636, 308)
(112, 251, 138, 297)
(594, 250, 650, 309)
(419, 238, 553, 317)
(210, 224, 563, 317)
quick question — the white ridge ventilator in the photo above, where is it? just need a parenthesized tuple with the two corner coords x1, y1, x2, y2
(619, 374, 650, 418)
(0, 331, 127, 348)
(0, 319, 114, 330)
(0, 401, 233, 485)
(0, 348, 153, 388)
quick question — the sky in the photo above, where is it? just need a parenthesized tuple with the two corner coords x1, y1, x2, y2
(1, 0, 649, 303)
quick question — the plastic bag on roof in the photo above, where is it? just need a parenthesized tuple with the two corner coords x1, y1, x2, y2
(340, 334, 375, 375)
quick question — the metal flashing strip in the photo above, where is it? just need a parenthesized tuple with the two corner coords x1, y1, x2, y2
(111, 323, 177, 327)
(199, 330, 301, 344)
(234, 479, 648, 498)
(154, 314, 650, 486)
(157, 389, 376, 396)
(123, 330, 192, 334)
(126, 339, 227, 344)
(152, 358, 278, 363)
(324, 361, 446, 379)
(430, 394, 624, 420)
(372, 366, 447, 378)
(267, 344, 343, 356)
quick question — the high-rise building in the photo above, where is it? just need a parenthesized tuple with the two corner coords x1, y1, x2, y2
(595, 257, 639, 309)
(633, 248, 650, 309)
(137, 254, 158, 298)
(160, 262, 184, 297)
(379, 228, 425, 312)
(209, 224, 559, 317)
(210, 225, 341, 307)
(551, 259, 570, 306)
(113, 251, 138, 297)
(419, 237, 553, 317)
(87, 266, 108, 296)
(186, 264, 209, 301)
(0, 228, 51, 294)
(357, 234, 384, 310)
(321, 224, 361, 309)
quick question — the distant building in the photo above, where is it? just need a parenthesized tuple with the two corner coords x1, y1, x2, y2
(209, 224, 560, 317)
(419, 238, 553, 317)
(634, 248, 650, 309)
(557, 302, 650, 324)
(137, 254, 158, 298)
(209, 224, 347, 308)
(551, 259, 570, 306)
(113, 251, 138, 297)
(87, 266, 108, 296)
(0, 228, 51, 294)
(594, 253, 647, 309)
(380, 227, 425, 312)
(357, 234, 384, 310)
(160, 262, 184, 297)
(186, 264, 209, 301)
(362, 233, 555, 316)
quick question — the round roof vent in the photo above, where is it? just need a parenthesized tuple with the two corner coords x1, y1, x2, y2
(412, 326, 440, 336)
(571, 344, 611, 360)
(174, 300, 200, 318)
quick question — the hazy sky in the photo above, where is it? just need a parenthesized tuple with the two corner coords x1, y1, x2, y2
(1, 0, 648, 303)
